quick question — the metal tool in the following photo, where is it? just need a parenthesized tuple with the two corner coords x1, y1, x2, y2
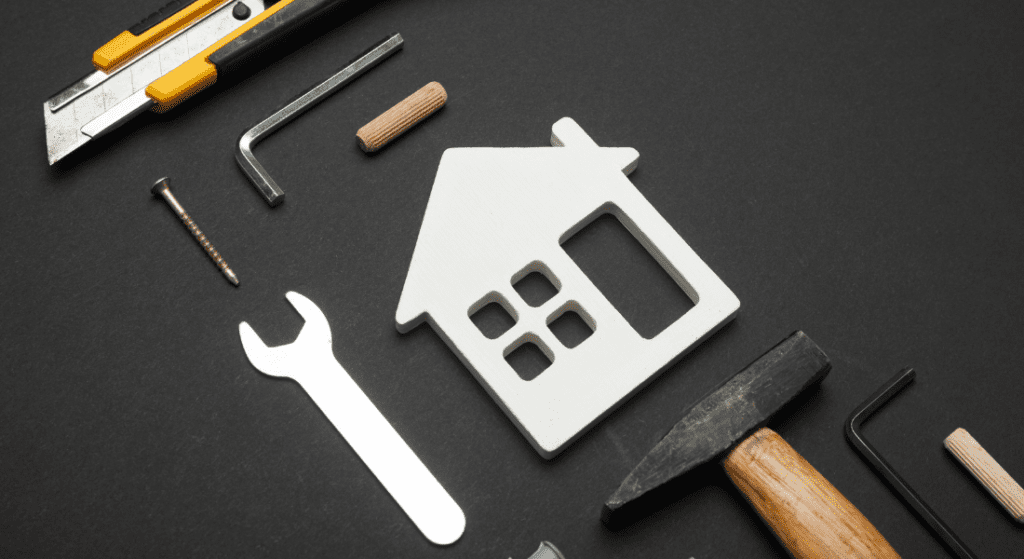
(604, 332, 900, 559)
(238, 291, 465, 545)
(152, 177, 239, 286)
(45, 0, 362, 165)
(513, 541, 566, 559)
(356, 80, 446, 153)
(845, 368, 977, 559)
(237, 33, 403, 206)
(945, 427, 1024, 522)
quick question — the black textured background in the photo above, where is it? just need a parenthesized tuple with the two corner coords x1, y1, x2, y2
(3, 0, 1023, 557)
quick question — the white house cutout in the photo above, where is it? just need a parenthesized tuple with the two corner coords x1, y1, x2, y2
(396, 117, 740, 458)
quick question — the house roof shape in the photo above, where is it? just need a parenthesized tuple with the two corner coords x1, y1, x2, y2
(395, 117, 739, 458)
(396, 118, 640, 330)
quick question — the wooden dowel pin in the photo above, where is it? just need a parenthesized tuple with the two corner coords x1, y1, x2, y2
(357, 81, 446, 152)
(944, 427, 1024, 523)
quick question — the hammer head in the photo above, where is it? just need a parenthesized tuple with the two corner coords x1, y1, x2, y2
(602, 331, 830, 524)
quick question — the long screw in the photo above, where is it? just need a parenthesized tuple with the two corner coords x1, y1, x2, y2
(151, 177, 239, 287)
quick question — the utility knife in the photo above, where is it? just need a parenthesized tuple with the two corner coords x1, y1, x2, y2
(44, 0, 353, 165)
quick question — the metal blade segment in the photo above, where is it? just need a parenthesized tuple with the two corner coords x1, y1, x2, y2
(44, 0, 267, 164)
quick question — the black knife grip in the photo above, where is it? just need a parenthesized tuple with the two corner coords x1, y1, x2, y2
(208, 0, 350, 76)
(128, 0, 193, 36)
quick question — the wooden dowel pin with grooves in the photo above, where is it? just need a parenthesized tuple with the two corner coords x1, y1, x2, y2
(944, 427, 1024, 522)
(357, 81, 447, 152)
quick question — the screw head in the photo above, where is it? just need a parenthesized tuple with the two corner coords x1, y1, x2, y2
(151, 177, 171, 196)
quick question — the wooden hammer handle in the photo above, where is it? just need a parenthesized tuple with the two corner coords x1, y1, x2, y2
(723, 428, 900, 559)
(944, 427, 1024, 522)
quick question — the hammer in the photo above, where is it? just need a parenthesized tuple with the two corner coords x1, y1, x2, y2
(603, 332, 900, 559)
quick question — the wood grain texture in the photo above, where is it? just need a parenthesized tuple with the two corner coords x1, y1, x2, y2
(604, 332, 829, 520)
(356, 81, 447, 152)
(723, 428, 900, 559)
(944, 427, 1024, 522)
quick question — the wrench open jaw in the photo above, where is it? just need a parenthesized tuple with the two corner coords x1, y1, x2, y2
(239, 291, 332, 378)
(237, 291, 466, 545)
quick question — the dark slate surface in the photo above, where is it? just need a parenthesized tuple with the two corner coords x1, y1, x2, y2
(3, 0, 1023, 557)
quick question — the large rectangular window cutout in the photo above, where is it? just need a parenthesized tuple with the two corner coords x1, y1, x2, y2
(561, 213, 695, 339)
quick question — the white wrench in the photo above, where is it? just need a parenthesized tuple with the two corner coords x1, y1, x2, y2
(239, 291, 465, 545)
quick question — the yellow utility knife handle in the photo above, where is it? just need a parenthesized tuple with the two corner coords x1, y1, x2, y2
(93, 0, 351, 113)
(146, 0, 300, 112)
(147, 0, 350, 112)
(93, 0, 230, 72)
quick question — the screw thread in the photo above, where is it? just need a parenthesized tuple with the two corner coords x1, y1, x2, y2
(182, 214, 227, 270)
(154, 177, 239, 287)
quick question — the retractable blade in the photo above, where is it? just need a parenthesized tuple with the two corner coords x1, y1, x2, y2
(44, 0, 355, 165)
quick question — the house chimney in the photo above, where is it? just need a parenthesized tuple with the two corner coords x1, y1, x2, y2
(550, 117, 639, 175)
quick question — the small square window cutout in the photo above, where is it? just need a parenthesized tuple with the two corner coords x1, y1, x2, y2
(505, 338, 553, 381)
(470, 300, 516, 339)
(549, 308, 594, 348)
(512, 264, 560, 307)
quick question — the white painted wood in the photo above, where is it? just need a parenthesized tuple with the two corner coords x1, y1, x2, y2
(396, 117, 740, 458)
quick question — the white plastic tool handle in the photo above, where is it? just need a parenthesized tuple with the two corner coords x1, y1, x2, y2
(300, 357, 466, 545)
